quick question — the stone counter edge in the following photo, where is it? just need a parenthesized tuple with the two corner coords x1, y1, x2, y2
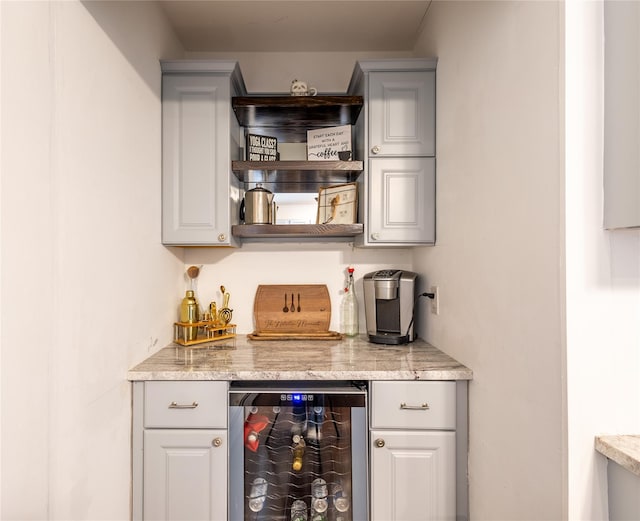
(127, 368, 473, 381)
(595, 435, 640, 477)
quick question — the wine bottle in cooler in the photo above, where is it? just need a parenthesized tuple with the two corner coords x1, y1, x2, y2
(311, 478, 328, 514)
(309, 509, 327, 521)
(290, 499, 308, 521)
(248, 477, 268, 512)
(332, 482, 350, 512)
(291, 402, 308, 437)
(306, 405, 324, 444)
(291, 434, 306, 472)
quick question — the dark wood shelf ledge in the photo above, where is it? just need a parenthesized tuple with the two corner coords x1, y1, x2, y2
(232, 95, 363, 129)
(233, 159, 362, 177)
(232, 223, 364, 239)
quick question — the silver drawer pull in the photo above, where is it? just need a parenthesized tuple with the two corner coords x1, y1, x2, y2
(169, 401, 199, 409)
(400, 402, 430, 410)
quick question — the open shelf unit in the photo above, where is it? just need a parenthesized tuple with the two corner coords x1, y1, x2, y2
(231, 96, 364, 239)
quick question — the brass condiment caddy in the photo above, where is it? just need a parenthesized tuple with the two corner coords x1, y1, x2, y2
(174, 267, 236, 347)
(173, 320, 237, 347)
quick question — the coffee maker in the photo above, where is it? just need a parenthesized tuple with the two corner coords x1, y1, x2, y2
(363, 270, 418, 345)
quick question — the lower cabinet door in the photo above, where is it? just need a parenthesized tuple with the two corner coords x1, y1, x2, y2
(368, 157, 436, 245)
(144, 429, 227, 521)
(370, 430, 455, 521)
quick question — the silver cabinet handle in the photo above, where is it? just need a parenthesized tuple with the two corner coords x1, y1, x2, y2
(371, 145, 381, 155)
(217, 233, 226, 242)
(371, 232, 380, 241)
(375, 438, 385, 448)
(168, 401, 199, 409)
(400, 402, 430, 410)
(212, 437, 223, 448)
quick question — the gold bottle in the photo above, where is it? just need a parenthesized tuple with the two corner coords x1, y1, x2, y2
(291, 435, 305, 471)
(180, 290, 199, 341)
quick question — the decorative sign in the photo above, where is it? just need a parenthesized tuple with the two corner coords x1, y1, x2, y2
(247, 134, 278, 161)
(316, 183, 358, 224)
(307, 125, 352, 161)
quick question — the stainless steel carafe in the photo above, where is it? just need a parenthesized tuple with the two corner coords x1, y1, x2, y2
(240, 185, 274, 224)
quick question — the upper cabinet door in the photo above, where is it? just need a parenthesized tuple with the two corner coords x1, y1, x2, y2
(368, 71, 435, 157)
(368, 157, 436, 244)
(162, 74, 233, 246)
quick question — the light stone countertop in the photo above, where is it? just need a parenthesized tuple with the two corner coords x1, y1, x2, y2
(595, 435, 640, 477)
(127, 335, 472, 381)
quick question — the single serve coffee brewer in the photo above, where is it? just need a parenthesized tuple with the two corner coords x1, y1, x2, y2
(363, 270, 418, 345)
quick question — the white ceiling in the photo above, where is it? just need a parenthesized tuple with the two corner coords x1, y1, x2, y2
(158, 0, 432, 52)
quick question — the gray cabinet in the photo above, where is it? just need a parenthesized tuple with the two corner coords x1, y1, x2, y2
(370, 430, 456, 521)
(133, 378, 466, 521)
(161, 61, 246, 246)
(368, 70, 435, 157)
(604, 1, 640, 229)
(369, 381, 457, 521)
(161, 59, 439, 246)
(369, 157, 436, 244)
(133, 381, 229, 521)
(144, 429, 227, 521)
(350, 59, 437, 246)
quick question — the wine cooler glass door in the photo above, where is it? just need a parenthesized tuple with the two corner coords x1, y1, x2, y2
(229, 384, 367, 521)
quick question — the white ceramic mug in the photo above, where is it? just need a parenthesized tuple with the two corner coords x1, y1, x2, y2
(290, 79, 317, 96)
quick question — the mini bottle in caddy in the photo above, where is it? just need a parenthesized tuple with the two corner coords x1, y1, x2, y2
(363, 269, 418, 345)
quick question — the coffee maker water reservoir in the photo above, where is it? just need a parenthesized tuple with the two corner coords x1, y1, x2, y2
(363, 270, 417, 345)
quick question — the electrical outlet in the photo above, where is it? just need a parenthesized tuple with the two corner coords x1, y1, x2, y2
(430, 286, 439, 315)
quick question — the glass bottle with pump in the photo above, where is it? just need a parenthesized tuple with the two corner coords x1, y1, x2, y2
(340, 266, 358, 337)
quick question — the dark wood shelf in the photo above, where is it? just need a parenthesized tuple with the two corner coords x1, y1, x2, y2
(233, 95, 363, 127)
(232, 160, 363, 190)
(232, 223, 364, 239)
(231, 161, 364, 181)
(233, 95, 363, 142)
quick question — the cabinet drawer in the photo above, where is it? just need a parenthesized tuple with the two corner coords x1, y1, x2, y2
(370, 381, 456, 430)
(144, 381, 228, 428)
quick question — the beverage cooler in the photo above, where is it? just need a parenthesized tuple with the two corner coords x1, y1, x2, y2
(229, 382, 368, 521)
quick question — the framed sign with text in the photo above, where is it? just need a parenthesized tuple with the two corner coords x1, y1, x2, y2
(307, 125, 352, 161)
(246, 134, 278, 161)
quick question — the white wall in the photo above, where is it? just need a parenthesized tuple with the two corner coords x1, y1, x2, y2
(565, 1, 640, 519)
(0, 1, 183, 518)
(184, 243, 414, 334)
(412, 2, 565, 519)
(186, 50, 411, 93)
(1, 3, 55, 516)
